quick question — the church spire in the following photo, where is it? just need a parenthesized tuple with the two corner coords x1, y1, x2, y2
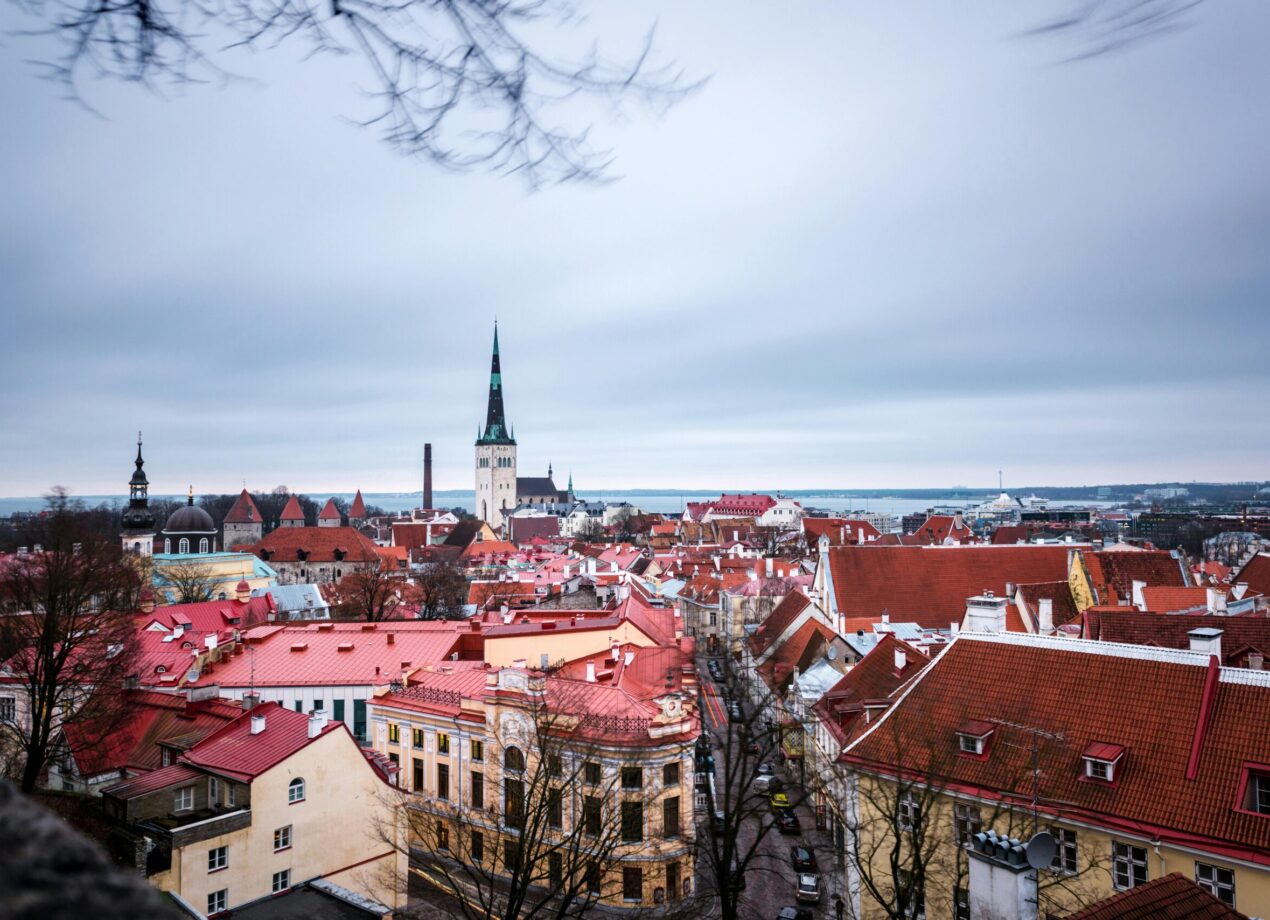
(122, 432, 155, 535)
(477, 322, 515, 445)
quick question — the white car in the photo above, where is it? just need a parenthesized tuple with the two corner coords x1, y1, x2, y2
(795, 873, 822, 904)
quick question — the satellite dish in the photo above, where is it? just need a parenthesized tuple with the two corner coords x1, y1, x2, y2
(827, 647, 838, 661)
(1024, 831, 1056, 870)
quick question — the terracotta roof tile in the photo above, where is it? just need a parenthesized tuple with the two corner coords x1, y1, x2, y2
(1235, 553, 1270, 596)
(279, 494, 305, 521)
(1066, 872, 1247, 920)
(223, 489, 262, 524)
(251, 526, 381, 563)
(349, 490, 366, 518)
(318, 498, 342, 521)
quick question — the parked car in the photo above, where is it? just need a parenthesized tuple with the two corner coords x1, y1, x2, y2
(757, 761, 776, 776)
(795, 873, 822, 904)
(777, 909, 813, 920)
(776, 810, 801, 834)
(770, 792, 791, 810)
(790, 846, 818, 872)
(729, 705, 744, 723)
(755, 774, 784, 795)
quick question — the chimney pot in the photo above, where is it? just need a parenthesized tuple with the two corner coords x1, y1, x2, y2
(250, 713, 266, 734)
(585, 662, 596, 682)
(894, 648, 907, 671)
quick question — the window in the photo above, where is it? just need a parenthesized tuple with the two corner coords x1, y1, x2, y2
(413, 758, 424, 792)
(1195, 863, 1235, 906)
(471, 772, 484, 809)
(179, 539, 190, 553)
(622, 866, 643, 902)
(436, 821, 449, 852)
(209, 777, 220, 804)
(549, 852, 563, 889)
(1249, 772, 1270, 815)
(0, 697, 13, 723)
(504, 746, 525, 772)
(547, 787, 563, 828)
(274, 826, 292, 851)
(294, 700, 303, 712)
(333, 699, 345, 722)
(1112, 842, 1148, 890)
(897, 793, 920, 832)
(547, 753, 562, 777)
(271, 870, 290, 894)
(584, 761, 601, 785)
(174, 786, 194, 812)
(208, 846, 228, 872)
(621, 800, 643, 842)
(953, 887, 970, 920)
(958, 734, 988, 756)
(1086, 759, 1113, 782)
(896, 868, 925, 919)
(312, 698, 322, 713)
(663, 795, 680, 838)
(437, 732, 450, 755)
(288, 777, 305, 803)
(584, 796, 602, 836)
(199, 538, 209, 553)
(437, 763, 450, 801)
(953, 803, 982, 846)
(412, 728, 424, 748)
(667, 862, 681, 902)
(504, 840, 521, 873)
(1049, 827, 1077, 875)
(663, 762, 681, 786)
(388, 723, 400, 744)
(470, 831, 484, 862)
(587, 862, 602, 895)
(621, 766, 643, 789)
(354, 700, 367, 741)
(207, 890, 227, 915)
(504, 777, 525, 828)
(225, 783, 235, 807)
(389, 752, 399, 766)
(471, 739, 484, 762)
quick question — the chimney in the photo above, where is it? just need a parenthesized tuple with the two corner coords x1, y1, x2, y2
(950, 621, 960, 637)
(1038, 598, 1054, 634)
(1131, 579, 1147, 610)
(765, 557, 773, 578)
(307, 710, 328, 738)
(881, 612, 890, 625)
(423, 442, 433, 510)
(1249, 652, 1265, 671)
(387, 632, 395, 645)
(893, 647, 907, 671)
(1206, 587, 1227, 615)
(243, 692, 260, 711)
(1188, 627, 1223, 660)
(964, 593, 1008, 633)
(585, 662, 596, 683)
(250, 713, 266, 735)
(966, 829, 1038, 920)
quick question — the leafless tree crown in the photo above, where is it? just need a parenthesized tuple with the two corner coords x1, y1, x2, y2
(17, 0, 701, 185)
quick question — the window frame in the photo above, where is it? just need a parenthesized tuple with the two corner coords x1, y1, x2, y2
(271, 869, 291, 894)
(1112, 841, 1148, 891)
(622, 865, 643, 903)
(174, 786, 194, 812)
(663, 762, 681, 787)
(1049, 827, 1078, 876)
(621, 765, 643, 790)
(471, 739, 484, 762)
(288, 777, 306, 804)
(207, 845, 228, 872)
(1195, 862, 1235, 907)
(207, 889, 228, 915)
(621, 799, 643, 843)
(437, 732, 450, 755)
(274, 825, 292, 852)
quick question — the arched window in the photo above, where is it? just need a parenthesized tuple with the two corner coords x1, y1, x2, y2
(288, 777, 305, 803)
(164, 539, 171, 553)
(199, 538, 209, 553)
(132, 541, 141, 553)
(178, 538, 190, 554)
(503, 746, 525, 773)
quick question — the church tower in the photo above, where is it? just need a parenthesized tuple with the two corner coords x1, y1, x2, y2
(474, 324, 517, 529)
(120, 432, 156, 557)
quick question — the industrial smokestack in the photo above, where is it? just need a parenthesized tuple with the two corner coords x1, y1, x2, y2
(424, 443, 433, 511)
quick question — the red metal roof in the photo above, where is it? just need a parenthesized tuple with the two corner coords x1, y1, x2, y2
(1066, 872, 1248, 920)
(826, 545, 1071, 629)
(845, 634, 1270, 860)
(102, 762, 203, 799)
(181, 702, 342, 782)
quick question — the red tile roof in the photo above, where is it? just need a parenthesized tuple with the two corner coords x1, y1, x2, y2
(349, 490, 366, 518)
(804, 518, 882, 547)
(318, 498, 342, 521)
(181, 702, 342, 782)
(1140, 586, 1217, 614)
(251, 526, 382, 563)
(909, 514, 978, 545)
(814, 635, 930, 747)
(844, 634, 1270, 861)
(826, 546, 1072, 629)
(1235, 553, 1270, 597)
(990, 524, 1029, 545)
(747, 591, 812, 659)
(755, 618, 836, 694)
(1082, 608, 1270, 666)
(1065, 872, 1248, 920)
(223, 489, 262, 524)
(280, 494, 305, 522)
(188, 621, 466, 688)
(1016, 580, 1081, 628)
(1082, 549, 1187, 605)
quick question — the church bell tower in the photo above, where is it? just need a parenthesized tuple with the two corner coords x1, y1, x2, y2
(474, 324, 517, 529)
(120, 432, 156, 557)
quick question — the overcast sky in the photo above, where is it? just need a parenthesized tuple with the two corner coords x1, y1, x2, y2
(2, 1, 1268, 496)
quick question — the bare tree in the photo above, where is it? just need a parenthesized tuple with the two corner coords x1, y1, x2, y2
(12, 0, 700, 185)
(0, 492, 143, 792)
(160, 558, 217, 604)
(380, 679, 696, 919)
(1024, 0, 1205, 61)
(331, 567, 415, 621)
(414, 560, 469, 620)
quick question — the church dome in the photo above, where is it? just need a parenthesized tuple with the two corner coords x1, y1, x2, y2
(163, 504, 217, 535)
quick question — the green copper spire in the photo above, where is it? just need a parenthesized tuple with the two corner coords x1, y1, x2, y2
(477, 322, 515, 445)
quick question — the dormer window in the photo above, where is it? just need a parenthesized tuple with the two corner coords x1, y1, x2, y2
(956, 720, 995, 758)
(1082, 742, 1125, 784)
(1236, 765, 1270, 816)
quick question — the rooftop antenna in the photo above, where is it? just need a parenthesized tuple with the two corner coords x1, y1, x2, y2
(999, 469, 1004, 492)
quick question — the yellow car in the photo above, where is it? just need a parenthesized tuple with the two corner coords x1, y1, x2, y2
(770, 792, 791, 810)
